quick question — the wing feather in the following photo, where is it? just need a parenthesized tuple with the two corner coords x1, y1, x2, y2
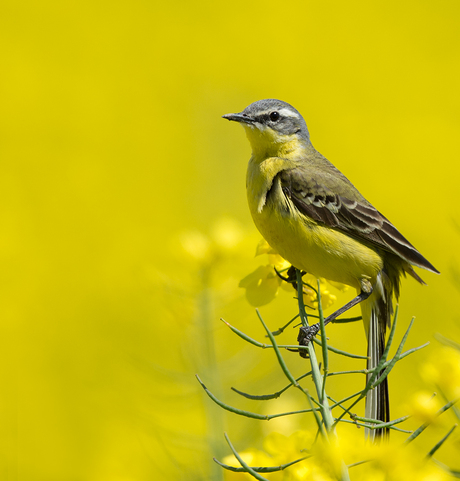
(279, 167, 439, 274)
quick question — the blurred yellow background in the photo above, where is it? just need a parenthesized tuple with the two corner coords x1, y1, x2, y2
(1, 0, 459, 479)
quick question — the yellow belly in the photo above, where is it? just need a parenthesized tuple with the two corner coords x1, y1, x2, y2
(248, 188, 383, 291)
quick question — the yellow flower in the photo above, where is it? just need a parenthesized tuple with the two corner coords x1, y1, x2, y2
(362, 440, 450, 481)
(406, 391, 441, 424)
(211, 217, 244, 252)
(221, 428, 451, 481)
(263, 431, 314, 481)
(263, 430, 313, 461)
(179, 230, 211, 261)
(240, 239, 345, 310)
(299, 275, 337, 311)
(239, 264, 281, 307)
(178, 217, 245, 265)
(421, 346, 460, 399)
(309, 437, 350, 481)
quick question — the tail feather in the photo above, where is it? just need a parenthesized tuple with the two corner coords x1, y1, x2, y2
(365, 307, 390, 440)
(362, 288, 391, 441)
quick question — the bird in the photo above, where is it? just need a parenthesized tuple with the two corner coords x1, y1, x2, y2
(222, 99, 439, 440)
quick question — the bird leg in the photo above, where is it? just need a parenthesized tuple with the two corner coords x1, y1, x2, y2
(297, 289, 372, 352)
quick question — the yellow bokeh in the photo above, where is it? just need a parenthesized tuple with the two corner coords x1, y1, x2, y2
(1, 0, 459, 479)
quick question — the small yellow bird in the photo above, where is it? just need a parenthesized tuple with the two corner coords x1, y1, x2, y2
(223, 99, 439, 439)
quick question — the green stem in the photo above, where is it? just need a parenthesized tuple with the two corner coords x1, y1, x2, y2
(295, 270, 350, 481)
(295, 270, 335, 434)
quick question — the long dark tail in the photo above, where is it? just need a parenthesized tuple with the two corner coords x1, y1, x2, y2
(362, 290, 391, 441)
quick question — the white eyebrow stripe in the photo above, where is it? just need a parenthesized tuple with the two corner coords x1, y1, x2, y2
(254, 107, 300, 119)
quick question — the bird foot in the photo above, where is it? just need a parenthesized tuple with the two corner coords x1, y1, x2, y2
(297, 323, 320, 357)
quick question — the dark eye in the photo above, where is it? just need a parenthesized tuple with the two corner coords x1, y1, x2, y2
(269, 111, 280, 121)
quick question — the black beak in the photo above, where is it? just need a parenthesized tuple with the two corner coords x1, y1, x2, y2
(222, 113, 255, 124)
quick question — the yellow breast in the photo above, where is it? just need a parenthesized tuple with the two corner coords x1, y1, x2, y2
(246, 156, 383, 290)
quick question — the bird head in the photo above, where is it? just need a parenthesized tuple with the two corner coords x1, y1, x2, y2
(223, 99, 310, 158)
